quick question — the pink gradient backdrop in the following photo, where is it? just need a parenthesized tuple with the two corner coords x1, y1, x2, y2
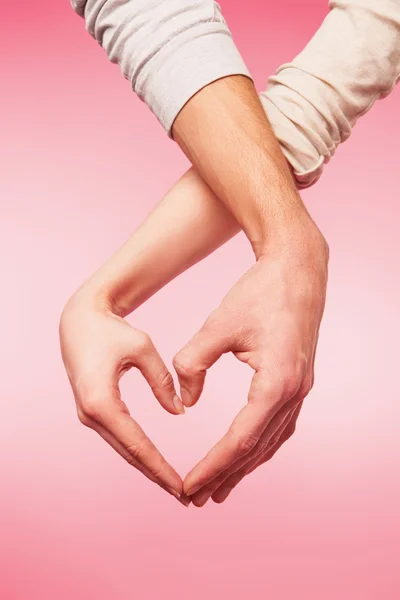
(1, 1, 399, 598)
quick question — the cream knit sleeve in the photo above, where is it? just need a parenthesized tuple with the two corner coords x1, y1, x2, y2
(260, 0, 400, 188)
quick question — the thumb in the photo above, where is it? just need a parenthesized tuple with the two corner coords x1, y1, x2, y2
(173, 323, 229, 408)
(126, 330, 186, 416)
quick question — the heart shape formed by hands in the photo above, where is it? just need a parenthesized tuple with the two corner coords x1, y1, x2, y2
(60, 247, 327, 508)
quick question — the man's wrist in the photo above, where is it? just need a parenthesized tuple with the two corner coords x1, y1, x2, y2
(255, 216, 330, 275)
(172, 75, 313, 254)
(250, 204, 322, 257)
(239, 168, 313, 260)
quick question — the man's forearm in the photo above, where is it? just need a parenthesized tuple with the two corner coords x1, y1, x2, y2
(71, 1, 316, 256)
(172, 75, 323, 259)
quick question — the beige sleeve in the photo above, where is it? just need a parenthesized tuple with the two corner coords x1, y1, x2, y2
(260, 0, 400, 188)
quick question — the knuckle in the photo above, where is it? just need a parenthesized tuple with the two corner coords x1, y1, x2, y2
(258, 432, 280, 455)
(299, 375, 314, 398)
(236, 434, 259, 456)
(125, 441, 143, 461)
(77, 407, 92, 428)
(149, 464, 164, 481)
(249, 377, 279, 403)
(80, 395, 107, 422)
(133, 331, 152, 354)
(124, 453, 139, 468)
(298, 352, 308, 375)
(269, 432, 282, 448)
(256, 352, 308, 402)
(157, 369, 174, 392)
(254, 439, 269, 455)
(282, 364, 305, 398)
(173, 353, 199, 377)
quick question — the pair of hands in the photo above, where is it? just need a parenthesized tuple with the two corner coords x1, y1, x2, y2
(60, 229, 329, 508)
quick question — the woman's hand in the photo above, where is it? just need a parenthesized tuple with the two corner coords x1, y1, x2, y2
(59, 289, 189, 504)
(59, 167, 238, 506)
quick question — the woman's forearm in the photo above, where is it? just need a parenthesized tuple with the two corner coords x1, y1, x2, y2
(78, 168, 239, 317)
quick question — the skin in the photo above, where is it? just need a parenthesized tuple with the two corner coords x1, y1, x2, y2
(172, 77, 329, 502)
(60, 76, 329, 506)
(60, 169, 239, 505)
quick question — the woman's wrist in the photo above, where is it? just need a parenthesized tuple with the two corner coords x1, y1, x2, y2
(62, 276, 128, 320)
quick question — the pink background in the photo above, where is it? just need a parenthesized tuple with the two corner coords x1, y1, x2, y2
(1, 0, 399, 598)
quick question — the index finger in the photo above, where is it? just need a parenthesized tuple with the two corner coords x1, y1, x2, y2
(80, 388, 183, 499)
(183, 371, 284, 496)
(89, 418, 190, 505)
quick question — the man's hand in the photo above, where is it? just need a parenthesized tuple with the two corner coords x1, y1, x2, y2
(59, 290, 189, 505)
(173, 229, 329, 506)
(170, 75, 330, 505)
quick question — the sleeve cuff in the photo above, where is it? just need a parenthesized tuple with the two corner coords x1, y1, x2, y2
(135, 31, 253, 137)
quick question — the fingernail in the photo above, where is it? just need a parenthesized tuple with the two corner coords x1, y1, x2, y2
(167, 487, 191, 507)
(177, 494, 191, 508)
(172, 395, 185, 415)
(167, 486, 182, 499)
(180, 387, 192, 407)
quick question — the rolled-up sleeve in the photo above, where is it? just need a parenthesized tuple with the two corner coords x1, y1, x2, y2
(260, 0, 400, 188)
(71, 0, 252, 135)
